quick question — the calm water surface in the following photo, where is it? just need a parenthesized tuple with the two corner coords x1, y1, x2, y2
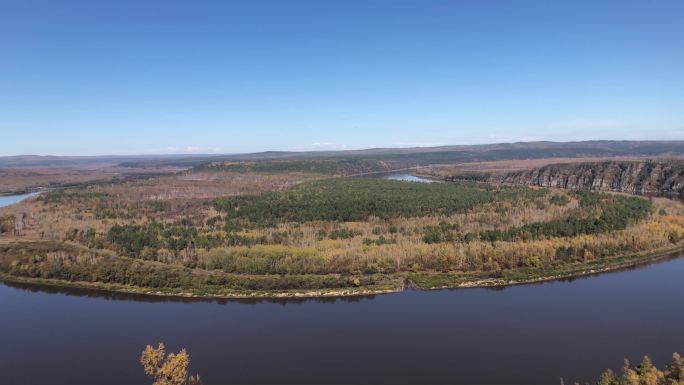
(1, 256, 684, 385)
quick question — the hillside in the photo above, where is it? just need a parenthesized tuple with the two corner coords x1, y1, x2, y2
(431, 160, 684, 199)
(493, 161, 684, 198)
(143, 140, 684, 168)
(2, 140, 676, 169)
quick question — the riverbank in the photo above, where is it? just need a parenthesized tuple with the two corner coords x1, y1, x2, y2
(2, 242, 682, 300)
(0, 272, 405, 299)
(407, 242, 684, 290)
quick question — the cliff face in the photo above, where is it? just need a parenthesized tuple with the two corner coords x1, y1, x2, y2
(490, 161, 684, 199)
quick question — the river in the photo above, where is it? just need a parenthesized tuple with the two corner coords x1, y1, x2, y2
(0, 191, 40, 207)
(381, 173, 440, 183)
(1, 192, 683, 385)
(352, 172, 440, 183)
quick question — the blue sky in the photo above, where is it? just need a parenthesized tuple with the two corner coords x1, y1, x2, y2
(1, 0, 683, 156)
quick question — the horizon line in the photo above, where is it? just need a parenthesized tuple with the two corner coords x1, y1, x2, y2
(2, 138, 684, 159)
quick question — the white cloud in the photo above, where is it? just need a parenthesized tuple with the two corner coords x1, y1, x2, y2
(292, 142, 351, 151)
(389, 141, 447, 148)
(153, 146, 224, 154)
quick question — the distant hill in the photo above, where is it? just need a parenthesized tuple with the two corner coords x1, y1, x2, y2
(2, 140, 683, 168)
(121, 140, 684, 169)
(0, 154, 208, 168)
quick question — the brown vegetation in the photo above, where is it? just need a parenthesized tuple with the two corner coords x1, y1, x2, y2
(0, 165, 185, 195)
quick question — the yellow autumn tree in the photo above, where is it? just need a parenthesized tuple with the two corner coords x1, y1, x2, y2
(141, 342, 202, 385)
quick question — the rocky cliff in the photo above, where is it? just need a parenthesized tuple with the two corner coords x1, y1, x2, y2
(485, 161, 684, 199)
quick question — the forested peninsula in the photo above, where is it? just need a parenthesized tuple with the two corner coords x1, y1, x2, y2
(1, 157, 684, 298)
